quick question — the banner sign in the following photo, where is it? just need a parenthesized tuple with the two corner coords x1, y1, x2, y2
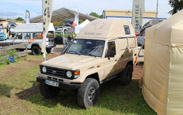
(42, 0, 53, 60)
(132, 0, 145, 32)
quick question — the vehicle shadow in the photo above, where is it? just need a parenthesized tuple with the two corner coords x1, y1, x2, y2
(0, 84, 13, 98)
(96, 79, 155, 114)
(16, 81, 79, 109)
(16, 79, 154, 114)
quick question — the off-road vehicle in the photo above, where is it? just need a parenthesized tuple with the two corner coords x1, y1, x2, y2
(37, 19, 138, 109)
(0, 23, 55, 55)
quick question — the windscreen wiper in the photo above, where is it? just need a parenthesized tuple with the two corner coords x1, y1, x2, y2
(88, 53, 97, 57)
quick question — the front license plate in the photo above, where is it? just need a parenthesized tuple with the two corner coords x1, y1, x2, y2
(45, 80, 59, 87)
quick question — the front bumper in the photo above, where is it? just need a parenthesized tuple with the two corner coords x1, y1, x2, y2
(36, 76, 81, 90)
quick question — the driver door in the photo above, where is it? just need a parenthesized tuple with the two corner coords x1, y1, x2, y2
(13, 33, 24, 45)
(104, 41, 119, 79)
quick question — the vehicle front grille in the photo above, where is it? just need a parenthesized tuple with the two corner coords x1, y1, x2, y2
(43, 66, 66, 78)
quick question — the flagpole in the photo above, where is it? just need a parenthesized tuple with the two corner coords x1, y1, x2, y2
(156, 0, 159, 18)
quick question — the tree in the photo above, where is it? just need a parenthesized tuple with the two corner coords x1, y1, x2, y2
(15, 17, 24, 21)
(0, 18, 4, 21)
(89, 12, 103, 18)
(169, 0, 183, 15)
(53, 21, 61, 26)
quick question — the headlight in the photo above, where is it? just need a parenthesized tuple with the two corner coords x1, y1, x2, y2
(42, 67, 47, 73)
(66, 71, 72, 78)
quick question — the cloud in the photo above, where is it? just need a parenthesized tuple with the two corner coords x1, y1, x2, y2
(0, 11, 23, 17)
(2, 0, 41, 6)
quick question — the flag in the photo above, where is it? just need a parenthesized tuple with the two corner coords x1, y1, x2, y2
(72, 12, 79, 28)
(25, 10, 30, 24)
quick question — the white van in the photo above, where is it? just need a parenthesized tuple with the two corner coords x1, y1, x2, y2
(0, 23, 55, 55)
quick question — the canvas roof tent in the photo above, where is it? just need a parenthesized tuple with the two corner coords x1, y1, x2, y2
(142, 10, 183, 115)
(31, 8, 96, 24)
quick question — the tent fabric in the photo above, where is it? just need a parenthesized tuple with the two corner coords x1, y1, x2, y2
(31, 8, 96, 24)
(142, 10, 183, 115)
(75, 19, 90, 34)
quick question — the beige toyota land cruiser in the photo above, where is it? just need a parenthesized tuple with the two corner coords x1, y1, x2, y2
(37, 19, 138, 109)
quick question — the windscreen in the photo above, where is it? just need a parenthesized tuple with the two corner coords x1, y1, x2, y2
(66, 39, 105, 57)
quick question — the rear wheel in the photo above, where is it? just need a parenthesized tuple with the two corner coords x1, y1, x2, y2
(77, 78, 99, 109)
(119, 64, 133, 85)
(32, 46, 41, 55)
(46, 48, 51, 54)
(39, 81, 60, 98)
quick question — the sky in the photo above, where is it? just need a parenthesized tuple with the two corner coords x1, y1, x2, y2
(0, 0, 172, 19)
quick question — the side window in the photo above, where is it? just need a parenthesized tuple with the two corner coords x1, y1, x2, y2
(24, 33, 31, 40)
(16, 33, 22, 39)
(124, 25, 131, 35)
(33, 33, 42, 39)
(106, 41, 116, 57)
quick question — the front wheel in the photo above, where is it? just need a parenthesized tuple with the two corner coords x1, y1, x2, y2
(119, 64, 133, 85)
(77, 78, 99, 109)
(32, 46, 41, 55)
(39, 82, 60, 98)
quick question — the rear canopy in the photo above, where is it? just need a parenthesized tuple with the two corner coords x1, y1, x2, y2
(143, 10, 183, 115)
(77, 19, 135, 40)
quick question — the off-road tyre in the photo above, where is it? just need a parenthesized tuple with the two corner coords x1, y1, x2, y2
(39, 81, 60, 98)
(32, 46, 41, 55)
(77, 78, 99, 109)
(119, 64, 133, 85)
(46, 48, 51, 54)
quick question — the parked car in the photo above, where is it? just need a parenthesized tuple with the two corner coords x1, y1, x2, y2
(139, 19, 164, 37)
(0, 33, 7, 41)
(0, 23, 55, 55)
(7, 21, 16, 31)
(136, 37, 145, 64)
(0, 23, 7, 41)
(37, 19, 138, 109)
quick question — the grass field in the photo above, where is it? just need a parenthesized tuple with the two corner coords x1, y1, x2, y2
(0, 55, 156, 115)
